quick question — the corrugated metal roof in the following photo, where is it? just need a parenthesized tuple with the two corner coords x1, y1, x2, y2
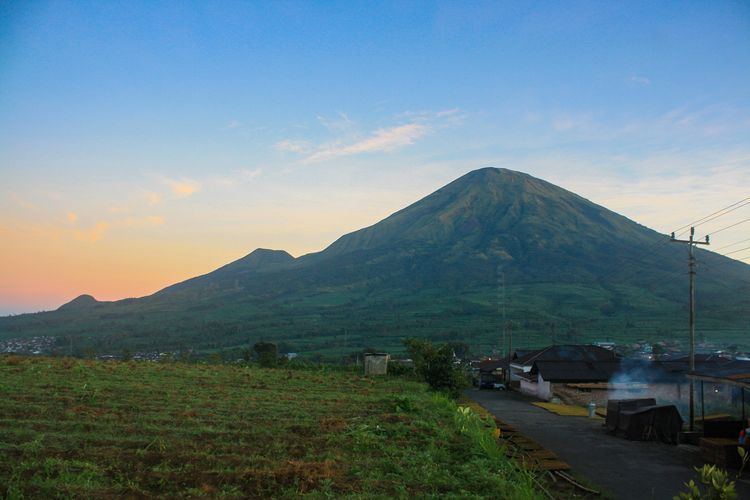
(478, 359, 506, 373)
(530, 360, 622, 382)
(513, 344, 618, 366)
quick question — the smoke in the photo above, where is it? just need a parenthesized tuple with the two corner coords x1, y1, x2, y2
(607, 360, 690, 416)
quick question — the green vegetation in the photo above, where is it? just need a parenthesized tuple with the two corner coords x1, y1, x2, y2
(253, 341, 278, 368)
(0, 355, 540, 498)
(674, 464, 738, 500)
(674, 449, 748, 500)
(404, 338, 468, 398)
(2, 168, 748, 358)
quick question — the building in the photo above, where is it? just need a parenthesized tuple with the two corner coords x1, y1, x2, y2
(512, 345, 621, 401)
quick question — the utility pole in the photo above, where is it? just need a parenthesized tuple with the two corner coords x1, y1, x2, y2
(497, 265, 512, 383)
(497, 265, 506, 356)
(671, 227, 710, 431)
(506, 320, 513, 384)
(502, 271, 506, 360)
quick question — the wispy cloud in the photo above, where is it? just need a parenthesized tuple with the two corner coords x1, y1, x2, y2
(317, 112, 355, 134)
(304, 123, 430, 163)
(618, 104, 750, 138)
(237, 168, 263, 181)
(75, 222, 109, 242)
(167, 178, 201, 198)
(275, 109, 463, 164)
(629, 75, 651, 87)
(66, 212, 78, 223)
(274, 140, 310, 154)
(213, 168, 264, 188)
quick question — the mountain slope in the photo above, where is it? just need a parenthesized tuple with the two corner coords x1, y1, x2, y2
(2, 168, 749, 357)
(57, 294, 100, 311)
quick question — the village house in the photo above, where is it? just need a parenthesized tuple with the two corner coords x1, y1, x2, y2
(477, 358, 506, 388)
(511, 345, 621, 401)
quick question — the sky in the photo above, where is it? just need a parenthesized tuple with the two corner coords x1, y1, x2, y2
(1, 1, 749, 315)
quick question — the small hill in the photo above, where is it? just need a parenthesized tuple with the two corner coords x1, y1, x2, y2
(159, 248, 294, 295)
(57, 294, 99, 311)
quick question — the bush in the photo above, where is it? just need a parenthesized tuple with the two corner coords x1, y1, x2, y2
(253, 342, 277, 368)
(403, 338, 468, 398)
(674, 464, 737, 500)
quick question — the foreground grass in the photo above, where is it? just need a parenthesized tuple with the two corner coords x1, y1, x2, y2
(0, 356, 540, 499)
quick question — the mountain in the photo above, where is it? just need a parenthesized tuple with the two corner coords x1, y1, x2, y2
(57, 294, 100, 311)
(2, 168, 749, 358)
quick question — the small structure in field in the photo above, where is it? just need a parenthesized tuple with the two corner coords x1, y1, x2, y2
(364, 353, 390, 376)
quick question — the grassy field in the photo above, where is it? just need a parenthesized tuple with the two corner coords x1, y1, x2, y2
(0, 355, 540, 499)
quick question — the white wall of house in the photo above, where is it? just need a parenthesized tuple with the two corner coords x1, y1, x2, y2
(537, 373, 552, 400)
(519, 378, 538, 398)
(519, 374, 553, 400)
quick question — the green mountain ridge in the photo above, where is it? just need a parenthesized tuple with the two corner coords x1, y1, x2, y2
(3, 168, 749, 358)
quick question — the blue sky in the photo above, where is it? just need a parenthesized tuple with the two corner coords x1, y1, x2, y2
(1, 1, 749, 314)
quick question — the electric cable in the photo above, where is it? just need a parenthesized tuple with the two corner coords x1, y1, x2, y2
(706, 218, 750, 237)
(672, 197, 750, 235)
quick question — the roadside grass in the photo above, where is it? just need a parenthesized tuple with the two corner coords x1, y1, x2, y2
(0, 356, 541, 498)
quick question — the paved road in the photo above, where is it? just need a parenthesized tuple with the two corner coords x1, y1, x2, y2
(469, 389, 750, 500)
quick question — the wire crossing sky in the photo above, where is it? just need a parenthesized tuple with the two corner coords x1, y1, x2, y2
(1, 1, 749, 315)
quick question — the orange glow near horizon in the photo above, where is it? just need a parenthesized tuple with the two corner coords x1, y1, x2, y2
(0, 197, 405, 314)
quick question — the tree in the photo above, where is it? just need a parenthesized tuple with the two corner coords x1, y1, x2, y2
(403, 338, 468, 398)
(253, 342, 278, 368)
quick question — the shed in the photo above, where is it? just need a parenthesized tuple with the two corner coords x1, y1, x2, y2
(614, 405, 683, 443)
(364, 353, 390, 376)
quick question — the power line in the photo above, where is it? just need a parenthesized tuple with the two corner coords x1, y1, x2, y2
(592, 200, 748, 285)
(693, 201, 750, 230)
(723, 245, 750, 257)
(707, 217, 750, 237)
(672, 197, 750, 234)
(713, 237, 750, 251)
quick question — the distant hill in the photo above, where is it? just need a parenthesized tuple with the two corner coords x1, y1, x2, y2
(2, 168, 749, 358)
(57, 294, 100, 311)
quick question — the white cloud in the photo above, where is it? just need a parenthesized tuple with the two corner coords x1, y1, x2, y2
(304, 123, 430, 163)
(317, 112, 355, 134)
(629, 75, 651, 87)
(274, 140, 310, 154)
(274, 109, 463, 164)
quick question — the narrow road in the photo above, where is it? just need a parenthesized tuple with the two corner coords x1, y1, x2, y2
(469, 389, 750, 500)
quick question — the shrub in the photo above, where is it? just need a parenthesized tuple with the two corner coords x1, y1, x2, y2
(253, 342, 278, 368)
(674, 464, 737, 500)
(403, 338, 468, 398)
